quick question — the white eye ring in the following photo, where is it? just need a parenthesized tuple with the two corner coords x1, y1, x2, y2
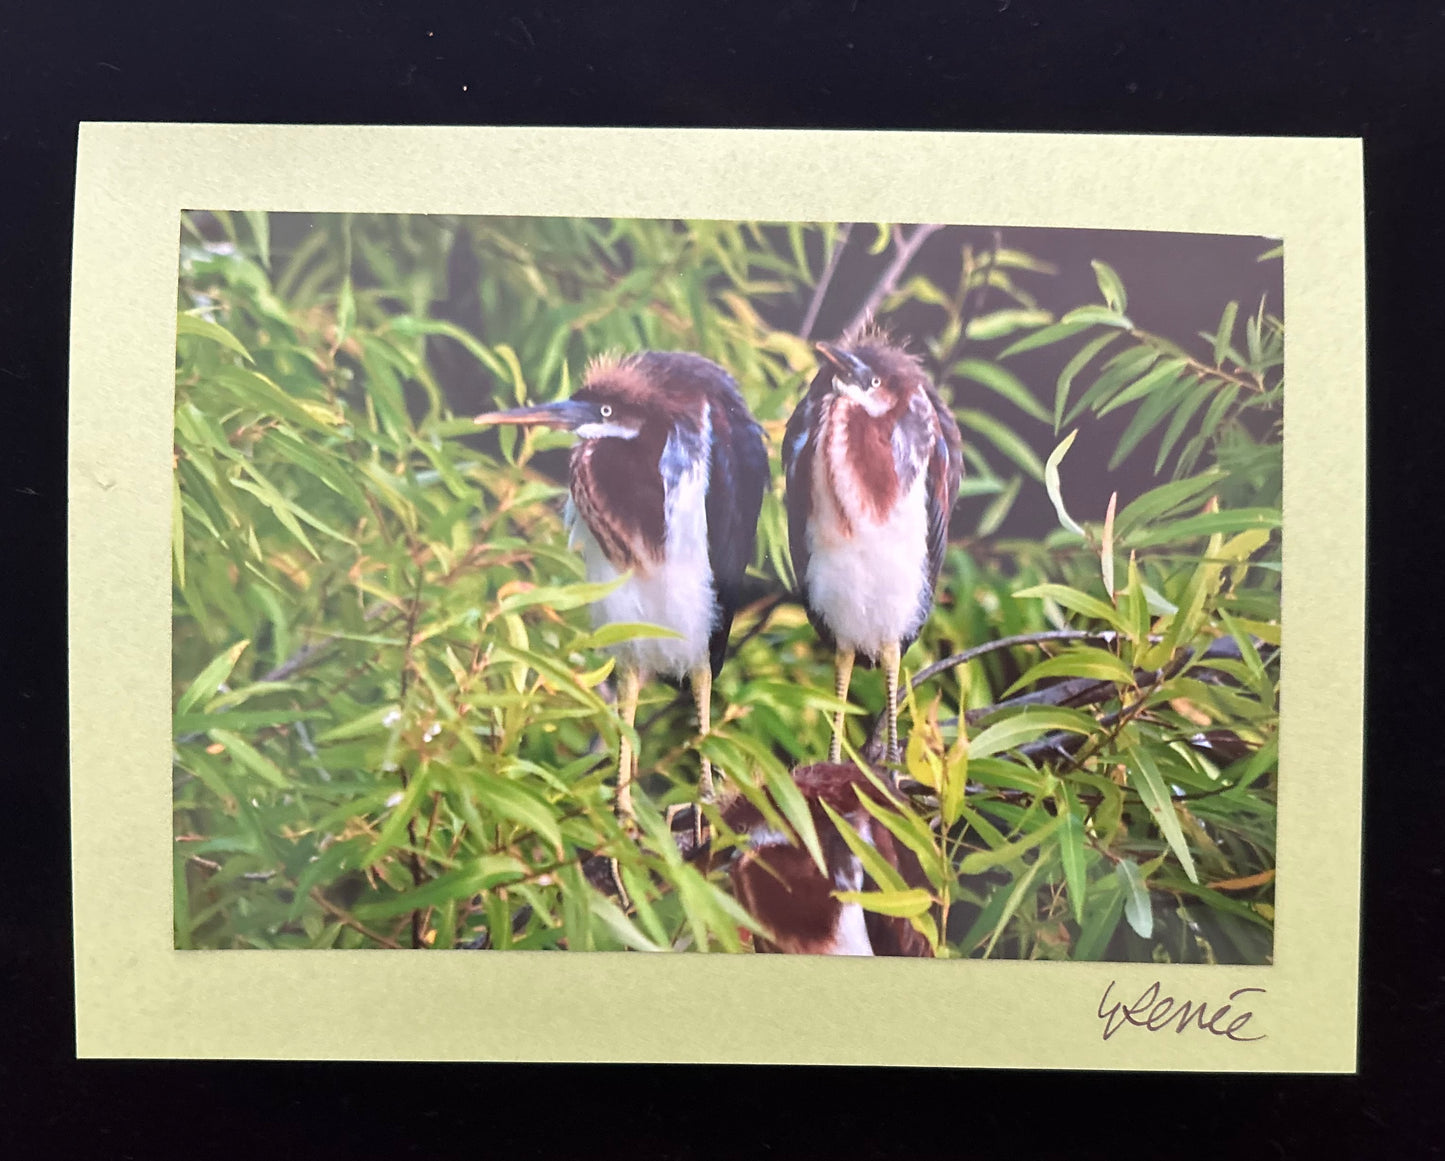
(599, 404, 613, 418)
(870, 376, 882, 390)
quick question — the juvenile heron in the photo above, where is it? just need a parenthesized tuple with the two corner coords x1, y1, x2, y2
(783, 328, 963, 763)
(721, 763, 934, 956)
(475, 351, 768, 824)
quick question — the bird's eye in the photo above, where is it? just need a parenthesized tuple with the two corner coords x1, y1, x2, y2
(870, 376, 882, 390)
(599, 404, 613, 418)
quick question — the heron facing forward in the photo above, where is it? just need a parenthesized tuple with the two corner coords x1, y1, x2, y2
(783, 328, 964, 764)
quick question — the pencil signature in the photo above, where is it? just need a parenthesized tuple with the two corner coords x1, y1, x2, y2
(1097, 980, 1266, 1042)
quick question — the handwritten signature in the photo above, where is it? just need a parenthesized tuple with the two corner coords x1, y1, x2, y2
(1097, 980, 1266, 1042)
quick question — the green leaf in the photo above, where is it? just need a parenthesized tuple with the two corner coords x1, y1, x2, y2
(1212, 301, 1239, 367)
(209, 728, 291, 788)
(959, 814, 1061, 874)
(1153, 379, 1218, 474)
(243, 210, 271, 271)
(1115, 857, 1154, 938)
(1011, 583, 1127, 633)
(1074, 876, 1125, 960)
(497, 574, 629, 614)
(834, 888, 934, 918)
(998, 319, 1091, 359)
(1125, 507, 1279, 548)
(176, 312, 254, 363)
(963, 308, 1053, 341)
(1096, 356, 1189, 419)
(1057, 799, 1087, 925)
(1043, 429, 1085, 536)
(1002, 647, 1135, 698)
(1123, 740, 1198, 884)
(1054, 332, 1118, 431)
(1091, 259, 1127, 313)
(956, 409, 1045, 481)
(818, 801, 910, 892)
(1108, 371, 1193, 471)
(335, 277, 355, 349)
(1061, 304, 1133, 329)
(976, 475, 1021, 537)
(176, 639, 250, 716)
(952, 358, 1049, 423)
(473, 775, 565, 855)
(314, 704, 401, 744)
(573, 622, 684, 650)
(588, 893, 667, 952)
(968, 707, 1098, 759)
(1112, 469, 1226, 537)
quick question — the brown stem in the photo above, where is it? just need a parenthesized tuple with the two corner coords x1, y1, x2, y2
(798, 223, 852, 341)
(843, 223, 944, 337)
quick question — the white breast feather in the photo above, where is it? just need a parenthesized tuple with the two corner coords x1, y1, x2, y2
(567, 409, 716, 680)
(806, 419, 931, 659)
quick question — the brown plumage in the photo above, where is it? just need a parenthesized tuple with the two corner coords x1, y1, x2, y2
(720, 763, 935, 957)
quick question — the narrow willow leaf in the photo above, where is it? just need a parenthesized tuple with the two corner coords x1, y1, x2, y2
(1001, 647, 1135, 699)
(976, 474, 1021, 537)
(1115, 857, 1154, 938)
(589, 894, 667, 952)
(176, 639, 250, 716)
(956, 408, 1045, 481)
(968, 708, 1098, 759)
(1096, 356, 1190, 419)
(1101, 491, 1117, 600)
(473, 775, 565, 855)
(1044, 429, 1085, 536)
(1108, 372, 1193, 470)
(176, 312, 253, 363)
(1126, 507, 1279, 548)
(497, 573, 629, 614)
(1054, 332, 1118, 432)
(834, 888, 933, 918)
(1057, 794, 1087, 925)
(1063, 346, 1158, 427)
(572, 622, 684, 650)
(1212, 301, 1239, 367)
(1153, 378, 1217, 474)
(1124, 741, 1198, 884)
(209, 728, 291, 788)
(1112, 468, 1226, 537)
(952, 358, 1049, 423)
(963, 308, 1053, 341)
(1061, 304, 1133, 329)
(1012, 582, 1128, 633)
(998, 319, 1091, 359)
(818, 800, 909, 893)
(959, 815, 1061, 875)
(1090, 259, 1128, 313)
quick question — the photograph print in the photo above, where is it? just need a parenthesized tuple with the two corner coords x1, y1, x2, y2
(172, 212, 1281, 961)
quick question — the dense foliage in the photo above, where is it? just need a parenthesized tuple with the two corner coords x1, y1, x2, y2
(173, 213, 1280, 961)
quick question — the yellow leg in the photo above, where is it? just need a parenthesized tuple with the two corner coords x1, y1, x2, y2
(881, 640, 902, 762)
(690, 665, 714, 801)
(830, 647, 855, 763)
(615, 665, 641, 826)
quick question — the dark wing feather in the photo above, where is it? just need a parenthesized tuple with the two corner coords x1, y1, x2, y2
(782, 385, 837, 651)
(705, 389, 769, 677)
(921, 378, 964, 596)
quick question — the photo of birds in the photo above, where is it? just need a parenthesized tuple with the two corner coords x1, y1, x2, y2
(480, 328, 962, 956)
(172, 211, 1280, 964)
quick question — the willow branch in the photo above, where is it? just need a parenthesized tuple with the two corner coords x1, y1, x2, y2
(798, 223, 852, 341)
(844, 223, 944, 336)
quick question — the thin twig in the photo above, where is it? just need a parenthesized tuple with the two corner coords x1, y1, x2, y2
(843, 223, 944, 337)
(798, 223, 852, 341)
(309, 887, 403, 950)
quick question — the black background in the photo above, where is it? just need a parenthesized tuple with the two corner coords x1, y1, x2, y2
(2, 3, 1439, 1158)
